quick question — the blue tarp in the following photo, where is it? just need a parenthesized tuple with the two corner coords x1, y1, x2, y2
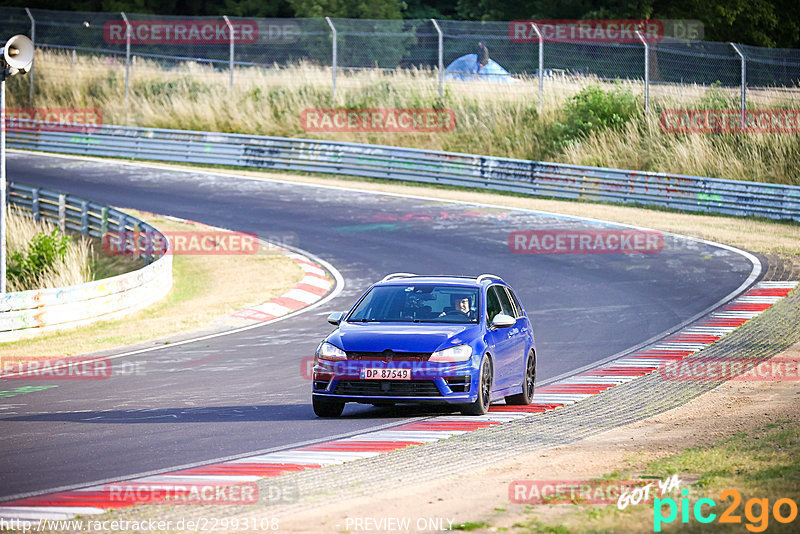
(444, 54, 515, 82)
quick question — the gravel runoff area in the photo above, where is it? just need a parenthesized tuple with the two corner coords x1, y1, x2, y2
(66, 256, 800, 533)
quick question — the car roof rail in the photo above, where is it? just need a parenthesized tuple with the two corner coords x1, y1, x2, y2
(476, 273, 505, 284)
(381, 272, 417, 282)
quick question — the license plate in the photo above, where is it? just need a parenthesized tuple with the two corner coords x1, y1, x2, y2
(359, 368, 411, 380)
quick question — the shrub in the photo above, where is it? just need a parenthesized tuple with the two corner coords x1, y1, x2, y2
(557, 85, 640, 142)
(698, 81, 737, 109)
(8, 230, 71, 290)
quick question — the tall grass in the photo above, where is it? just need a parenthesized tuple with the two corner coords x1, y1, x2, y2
(6, 208, 144, 292)
(6, 208, 93, 292)
(7, 50, 800, 185)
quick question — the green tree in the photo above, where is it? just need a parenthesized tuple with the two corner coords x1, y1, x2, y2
(288, 0, 404, 19)
(653, 0, 798, 48)
(288, 0, 415, 69)
(404, 0, 458, 19)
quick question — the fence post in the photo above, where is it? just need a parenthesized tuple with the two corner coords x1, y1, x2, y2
(25, 8, 34, 104)
(120, 12, 131, 103)
(325, 17, 337, 103)
(223, 16, 235, 91)
(730, 43, 746, 125)
(636, 30, 649, 114)
(431, 19, 443, 100)
(530, 23, 543, 112)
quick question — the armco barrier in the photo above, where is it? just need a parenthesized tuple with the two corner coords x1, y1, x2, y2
(0, 182, 172, 342)
(7, 121, 800, 222)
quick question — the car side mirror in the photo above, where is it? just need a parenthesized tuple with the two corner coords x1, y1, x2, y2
(327, 312, 344, 326)
(492, 313, 516, 328)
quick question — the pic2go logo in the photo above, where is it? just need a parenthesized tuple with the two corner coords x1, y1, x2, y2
(654, 489, 799, 532)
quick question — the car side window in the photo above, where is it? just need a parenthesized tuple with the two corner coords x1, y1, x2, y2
(504, 287, 524, 318)
(486, 286, 502, 325)
(494, 286, 515, 318)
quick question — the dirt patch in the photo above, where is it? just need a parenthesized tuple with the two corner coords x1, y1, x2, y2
(275, 343, 800, 533)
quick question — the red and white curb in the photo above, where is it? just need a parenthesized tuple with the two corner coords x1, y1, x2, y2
(226, 251, 335, 325)
(153, 214, 335, 327)
(491, 280, 798, 412)
(0, 281, 795, 521)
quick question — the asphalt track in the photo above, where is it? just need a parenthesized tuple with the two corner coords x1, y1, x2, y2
(0, 152, 759, 500)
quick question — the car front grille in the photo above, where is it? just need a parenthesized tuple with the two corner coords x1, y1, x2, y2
(346, 351, 431, 361)
(333, 380, 441, 397)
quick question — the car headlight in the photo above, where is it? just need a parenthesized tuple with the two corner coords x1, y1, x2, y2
(317, 342, 347, 361)
(429, 344, 472, 363)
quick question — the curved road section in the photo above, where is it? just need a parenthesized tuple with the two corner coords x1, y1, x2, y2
(0, 152, 759, 500)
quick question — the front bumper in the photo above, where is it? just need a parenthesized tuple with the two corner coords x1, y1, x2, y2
(311, 359, 478, 404)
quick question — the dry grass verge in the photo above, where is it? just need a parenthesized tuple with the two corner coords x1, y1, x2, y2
(7, 207, 95, 291)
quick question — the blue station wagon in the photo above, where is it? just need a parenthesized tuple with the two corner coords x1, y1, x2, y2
(311, 274, 536, 417)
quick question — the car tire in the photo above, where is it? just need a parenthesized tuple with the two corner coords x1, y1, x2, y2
(461, 355, 492, 416)
(313, 396, 345, 417)
(505, 349, 535, 405)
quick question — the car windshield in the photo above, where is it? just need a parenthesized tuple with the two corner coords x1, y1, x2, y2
(347, 285, 480, 323)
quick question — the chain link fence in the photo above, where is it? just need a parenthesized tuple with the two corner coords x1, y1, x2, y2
(1, 6, 799, 111)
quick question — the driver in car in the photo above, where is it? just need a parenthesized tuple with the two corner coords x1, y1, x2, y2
(440, 294, 475, 320)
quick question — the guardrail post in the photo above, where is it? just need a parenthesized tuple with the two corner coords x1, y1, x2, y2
(530, 23, 543, 112)
(223, 16, 235, 91)
(730, 43, 746, 125)
(121, 12, 131, 104)
(325, 17, 337, 103)
(32, 188, 40, 221)
(636, 30, 649, 114)
(144, 226, 154, 264)
(431, 19, 443, 100)
(101, 207, 108, 235)
(25, 8, 35, 104)
(80, 200, 88, 235)
(58, 194, 65, 233)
